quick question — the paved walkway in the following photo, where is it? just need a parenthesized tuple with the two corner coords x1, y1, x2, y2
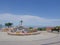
(0, 31, 60, 45)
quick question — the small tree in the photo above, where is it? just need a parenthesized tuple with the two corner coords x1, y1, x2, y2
(5, 22, 13, 28)
(37, 28, 42, 31)
(37, 27, 46, 31)
(29, 27, 33, 29)
(56, 26, 60, 29)
(42, 27, 46, 31)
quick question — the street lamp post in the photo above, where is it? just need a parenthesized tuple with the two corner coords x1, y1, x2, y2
(20, 20, 23, 26)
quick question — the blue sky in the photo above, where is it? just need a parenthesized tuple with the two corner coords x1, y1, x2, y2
(0, 0, 60, 27)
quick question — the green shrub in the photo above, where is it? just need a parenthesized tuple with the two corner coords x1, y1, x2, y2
(37, 27, 46, 31)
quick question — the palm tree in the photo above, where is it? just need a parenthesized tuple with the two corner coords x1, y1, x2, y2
(5, 22, 13, 28)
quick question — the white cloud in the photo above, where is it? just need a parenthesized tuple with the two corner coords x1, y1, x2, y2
(0, 13, 60, 26)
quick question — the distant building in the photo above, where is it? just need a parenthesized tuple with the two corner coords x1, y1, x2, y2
(46, 27, 54, 31)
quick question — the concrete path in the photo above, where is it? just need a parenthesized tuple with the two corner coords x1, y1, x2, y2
(0, 31, 60, 45)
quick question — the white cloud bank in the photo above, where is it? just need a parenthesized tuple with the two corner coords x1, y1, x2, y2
(0, 13, 60, 26)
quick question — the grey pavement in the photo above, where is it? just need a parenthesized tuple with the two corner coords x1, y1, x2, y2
(0, 31, 60, 45)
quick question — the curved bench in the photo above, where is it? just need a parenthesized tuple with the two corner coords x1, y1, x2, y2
(7, 31, 40, 36)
